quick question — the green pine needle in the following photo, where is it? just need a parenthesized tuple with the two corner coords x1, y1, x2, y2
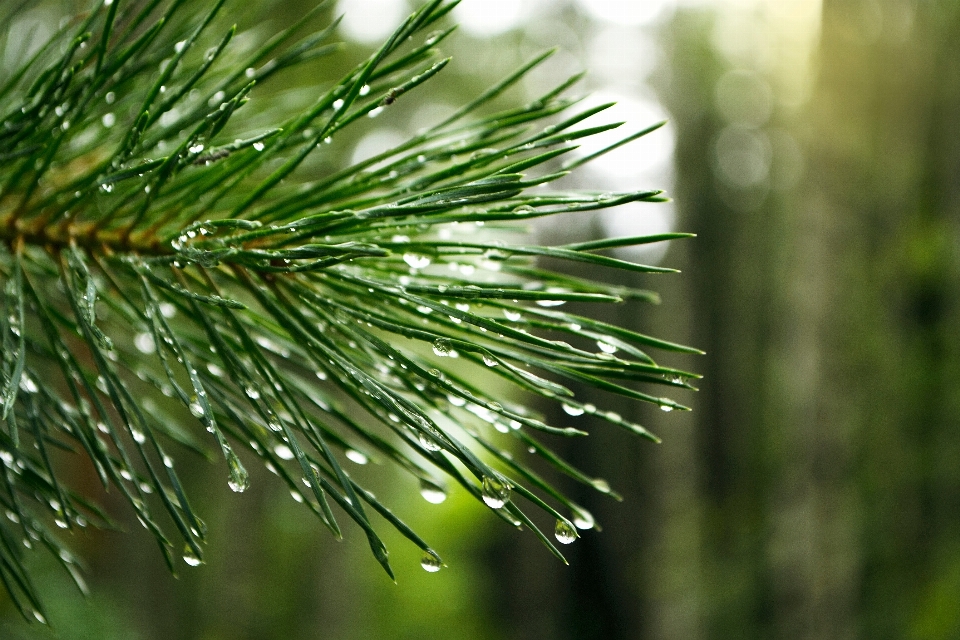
(0, 0, 696, 621)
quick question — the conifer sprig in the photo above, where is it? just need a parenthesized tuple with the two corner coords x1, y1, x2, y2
(0, 0, 697, 621)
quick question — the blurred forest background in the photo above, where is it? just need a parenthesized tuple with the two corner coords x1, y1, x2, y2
(2, 0, 959, 638)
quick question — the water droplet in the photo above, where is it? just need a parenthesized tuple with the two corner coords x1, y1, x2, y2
(33, 611, 46, 624)
(102, 112, 116, 127)
(419, 479, 447, 504)
(403, 253, 431, 269)
(592, 479, 611, 493)
(333, 98, 345, 110)
(447, 394, 466, 407)
(562, 403, 584, 416)
(420, 552, 442, 572)
(188, 397, 204, 418)
(183, 546, 202, 566)
(572, 509, 595, 530)
(175, 40, 186, 53)
(19, 375, 38, 393)
(345, 449, 368, 465)
(359, 84, 371, 96)
(502, 309, 522, 322)
(133, 332, 155, 354)
(482, 354, 498, 367)
(245, 386, 261, 400)
(131, 429, 146, 444)
(481, 476, 510, 509)
(227, 453, 249, 492)
(554, 519, 578, 544)
(596, 340, 618, 354)
(368, 106, 384, 118)
(274, 444, 294, 460)
(245, 67, 256, 78)
(253, 142, 265, 151)
(208, 90, 226, 107)
(418, 432, 441, 452)
(432, 338, 453, 357)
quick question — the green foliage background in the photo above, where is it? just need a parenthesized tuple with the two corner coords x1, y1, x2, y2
(2, 0, 960, 639)
(0, 0, 690, 637)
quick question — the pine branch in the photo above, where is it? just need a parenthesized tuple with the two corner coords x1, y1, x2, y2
(0, 0, 698, 621)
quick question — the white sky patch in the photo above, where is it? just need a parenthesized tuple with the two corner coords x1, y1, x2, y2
(453, 0, 545, 37)
(586, 26, 659, 88)
(350, 128, 407, 166)
(599, 200, 676, 265)
(408, 102, 457, 134)
(574, 0, 672, 26)
(2, 11, 54, 73)
(337, 0, 409, 44)
(571, 89, 674, 182)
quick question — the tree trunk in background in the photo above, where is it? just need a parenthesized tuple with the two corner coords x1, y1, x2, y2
(812, 1, 960, 638)
(658, 7, 858, 637)
(657, 1, 960, 639)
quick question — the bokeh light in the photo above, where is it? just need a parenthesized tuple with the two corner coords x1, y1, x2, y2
(574, 0, 671, 26)
(337, 0, 409, 44)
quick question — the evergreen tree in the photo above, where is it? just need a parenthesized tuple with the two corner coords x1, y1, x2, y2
(0, 0, 695, 621)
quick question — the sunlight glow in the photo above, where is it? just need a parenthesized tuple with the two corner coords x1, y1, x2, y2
(337, 0, 409, 44)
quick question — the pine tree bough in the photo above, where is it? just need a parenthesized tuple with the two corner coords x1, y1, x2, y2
(0, 0, 700, 621)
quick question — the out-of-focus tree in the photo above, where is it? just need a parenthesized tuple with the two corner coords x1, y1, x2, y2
(659, 0, 960, 638)
(812, 2, 960, 638)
